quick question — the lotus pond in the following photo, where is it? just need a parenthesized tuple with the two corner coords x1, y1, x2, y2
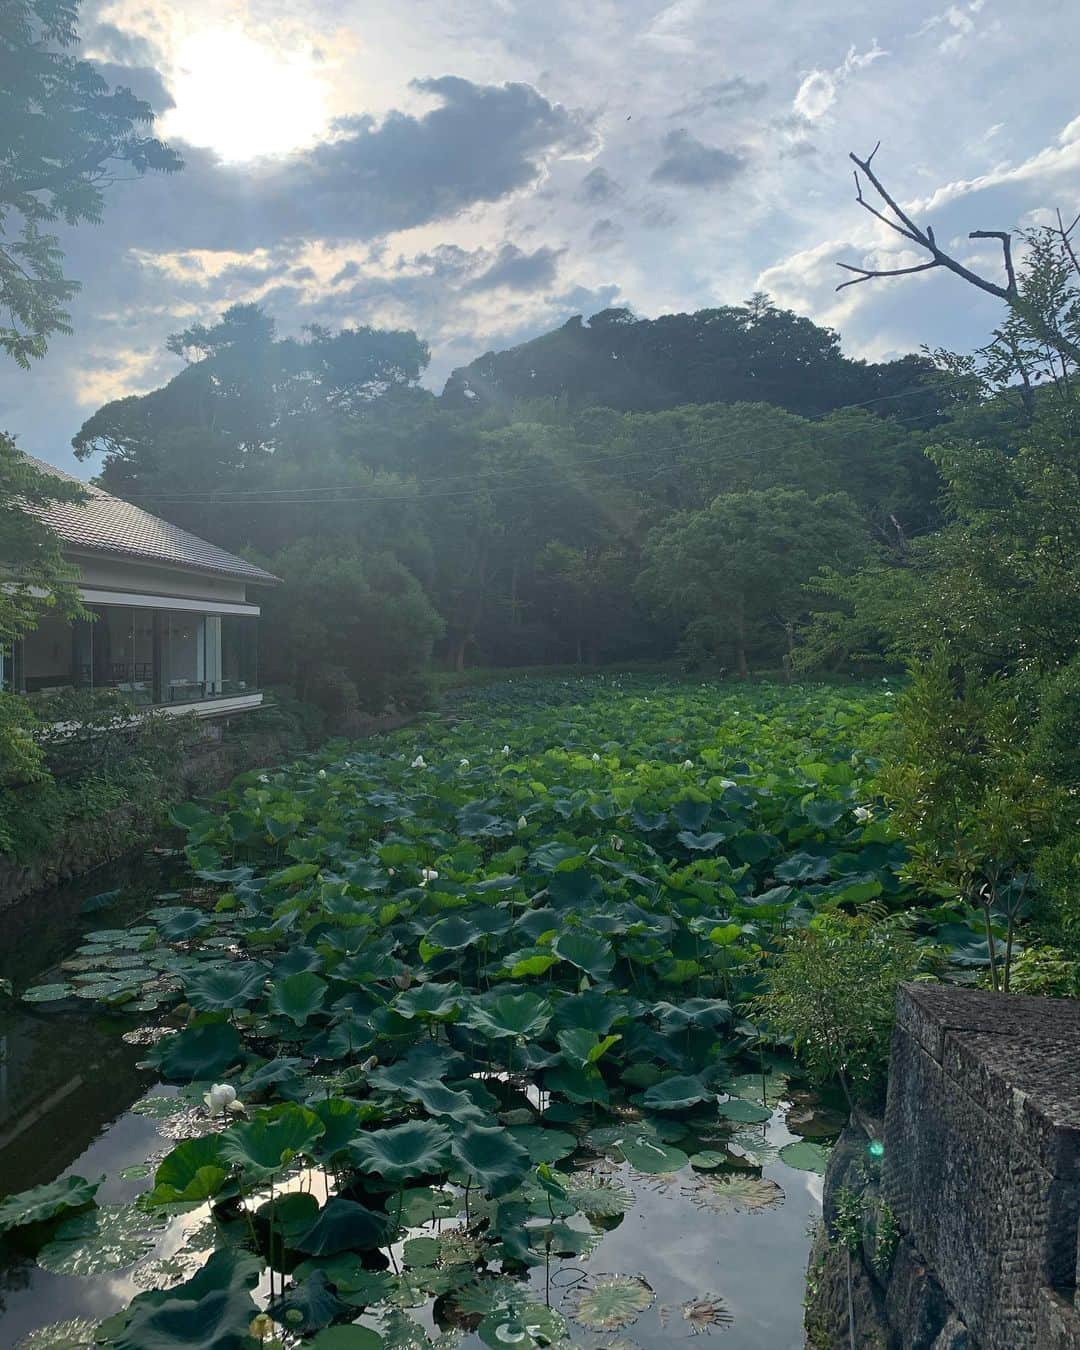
(1, 675, 910, 1350)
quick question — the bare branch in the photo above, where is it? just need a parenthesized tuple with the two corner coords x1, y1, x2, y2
(1055, 208, 1080, 280)
(838, 145, 1015, 302)
(969, 229, 1017, 294)
(835, 259, 940, 292)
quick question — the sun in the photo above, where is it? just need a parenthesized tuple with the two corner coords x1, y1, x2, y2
(162, 28, 329, 163)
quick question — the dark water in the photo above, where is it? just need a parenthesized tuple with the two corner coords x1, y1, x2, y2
(0, 856, 833, 1350)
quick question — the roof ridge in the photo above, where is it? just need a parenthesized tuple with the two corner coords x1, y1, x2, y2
(19, 452, 279, 585)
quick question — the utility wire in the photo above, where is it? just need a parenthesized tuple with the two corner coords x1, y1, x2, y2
(105, 382, 989, 508)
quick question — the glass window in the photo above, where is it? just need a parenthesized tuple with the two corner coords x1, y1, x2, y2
(220, 615, 258, 696)
(161, 611, 206, 703)
(21, 611, 76, 693)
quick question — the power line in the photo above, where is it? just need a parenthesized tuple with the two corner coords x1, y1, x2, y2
(104, 381, 983, 508)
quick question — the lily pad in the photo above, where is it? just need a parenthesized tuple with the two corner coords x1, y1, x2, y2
(779, 1140, 832, 1174)
(36, 1204, 167, 1275)
(562, 1273, 654, 1331)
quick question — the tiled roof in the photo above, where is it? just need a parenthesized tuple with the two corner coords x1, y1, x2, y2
(22, 454, 279, 585)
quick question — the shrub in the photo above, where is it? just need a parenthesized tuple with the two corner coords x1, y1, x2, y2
(754, 910, 929, 1106)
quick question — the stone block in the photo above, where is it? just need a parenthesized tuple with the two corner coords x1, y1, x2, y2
(882, 984, 1080, 1350)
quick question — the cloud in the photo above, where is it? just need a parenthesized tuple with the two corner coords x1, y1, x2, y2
(651, 129, 746, 188)
(92, 61, 175, 111)
(578, 166, 622, 204)
(918, 0, 987, 54)
(466, 243, 564, 291)
(669, 76, 768, 118)
(792, 42, 886, 121)
(589, 218, 624, 250)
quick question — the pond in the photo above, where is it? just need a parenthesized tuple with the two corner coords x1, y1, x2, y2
(0, 677, 876, 1349)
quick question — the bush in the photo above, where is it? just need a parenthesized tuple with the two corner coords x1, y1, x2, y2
(754, 910, 930, 1105)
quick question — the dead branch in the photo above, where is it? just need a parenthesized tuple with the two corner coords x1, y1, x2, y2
(837, 146, 1016, 302)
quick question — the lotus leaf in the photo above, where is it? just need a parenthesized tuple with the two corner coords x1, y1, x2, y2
(562, 1273, 654, 1331)
(779, 1140, 832, 1174)
(641, 1074, 712, 1112)
(0, 1174, 102, 1232)
(113, 1248, 261, 1350)
(267, 971, 329, 1025)
(184, 963, 267, 1011)
(221, 1103, 325, 1176)
(149, 1020, 242, 1082)
(451, 1123, 530, 1197)
(294, 1198, 392, 1255)
(551, 929, 614, 980)
(349, 1119, 452, 1185)
(37, 1204, 168, 1275)
(717, 1096, 772, 1124)
(465, 991, 553, 1040)
(269, 1270, 351, 1333)
(145, 1135, 228, 1206)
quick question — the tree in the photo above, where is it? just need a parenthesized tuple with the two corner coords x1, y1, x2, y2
(0, 433, 87, 781)
(638, 487, 870, 677)
(259, 541, 444, 714)
(442, 297, 941, 421)
(0, 0, 181, 365)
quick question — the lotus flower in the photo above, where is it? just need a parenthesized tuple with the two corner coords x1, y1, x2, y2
(681, 759, 694, 769)
(502, 745, 511, 756)
(592, 753, 601, 763)
(317, 768, 327, 779)
(360, 1054, 378, 1071)
(459, 758, 470, 769)
(204, 1083, 239, 1115)
(854, 805, 873, 822)
(420, 867, 439, 885)
(411, 754, 427, 768)
(517, 815, 529, 830)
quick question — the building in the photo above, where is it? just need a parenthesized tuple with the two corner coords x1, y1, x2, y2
(3, 456, 279, 716)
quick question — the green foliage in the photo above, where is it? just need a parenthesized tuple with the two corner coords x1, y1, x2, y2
(878, 653, 1063, 990)
(0, 1, 180, 366)
(755, 910, 927, 1102)
(639, 488, 871, 676)
(261, 540, 443, 715)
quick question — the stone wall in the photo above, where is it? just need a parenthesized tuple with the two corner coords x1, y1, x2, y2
(806, 983, 1080, 1349)
(0, 721, 287, 908)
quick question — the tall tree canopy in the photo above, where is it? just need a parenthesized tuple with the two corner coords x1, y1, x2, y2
(441, 295, 942, 421)
(0, 0, 181, 365)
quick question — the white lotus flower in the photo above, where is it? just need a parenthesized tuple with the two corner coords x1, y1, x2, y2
(502, 745, 511, 757)
(854, 806, 873, 822)
(360, 1054, 378, 1072)
(410, 754, 427, 768)
(610, 835, 624, 852)
(681, 759, 695, 769)
(204, 1083, 237, 1114)
(420, 867, 439, 884)
(517, 815, 529, 829)
(317, 769, 327, 779)
(592, 752, 601, 763)
(459, 758, 470, 769)
(258, 774, 269, 784)
(884, 691, 895, 698)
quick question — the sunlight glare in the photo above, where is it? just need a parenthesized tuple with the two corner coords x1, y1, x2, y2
(163, 29, 329, 162)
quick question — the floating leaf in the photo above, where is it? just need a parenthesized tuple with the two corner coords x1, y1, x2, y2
(294, 1198, 392, 1255)
(148, 1020, 242, 1082)
(20, 983, 75, 1003)
(565, 1173, 635, 1217)
(14, 1318, 99, 1348)
(779, 1140, 832, 1174)
(614, 1136, 689, 1174)
(563, 1273, 654, 1331)
(184, 963, 267, 1011)
(37, 1204, 167, 1275)
(688, 1173, 784, 1214)
(717, 1096, 772, 1124)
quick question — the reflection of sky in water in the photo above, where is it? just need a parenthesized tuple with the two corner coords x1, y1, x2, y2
(0, 864, 828, 1349)
(1, 1092, 824, 1349)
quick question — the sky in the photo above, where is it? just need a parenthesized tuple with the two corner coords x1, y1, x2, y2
(5, 0, 1080, 473)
